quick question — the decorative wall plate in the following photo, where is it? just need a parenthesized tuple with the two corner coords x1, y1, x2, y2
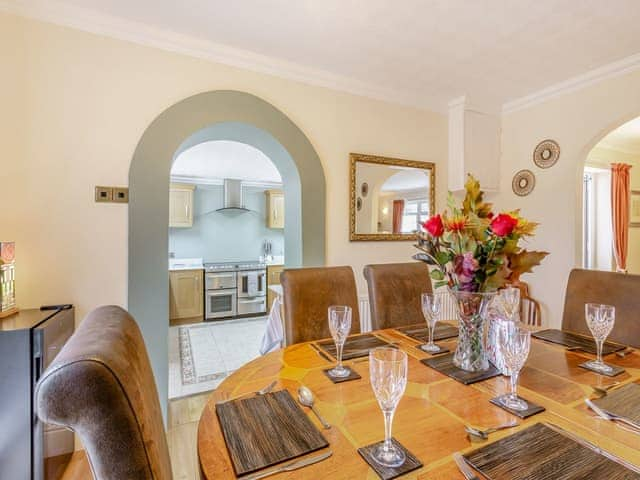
(512, 170, 535, 196)
(356, 197, 363, 211)
(361, 182, 369, 197)
(533, 139, 560, 169)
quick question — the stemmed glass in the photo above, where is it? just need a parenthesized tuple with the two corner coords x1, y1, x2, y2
(585, 303, 616, 374)
(494, 287, 521, 322)
(327, 305, 352, 378)
(498, 322, 531, 411)
(421, 292, 442, 352)
(369, 347, 408, 467)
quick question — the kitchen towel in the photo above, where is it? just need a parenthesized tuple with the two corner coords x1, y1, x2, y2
(260, 296, 284, 355)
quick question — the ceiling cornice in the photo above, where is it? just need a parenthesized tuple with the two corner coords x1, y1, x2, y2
(0, 0, 445, 112)
(503, 52, 640, 114)
(592, 141, 640, 157)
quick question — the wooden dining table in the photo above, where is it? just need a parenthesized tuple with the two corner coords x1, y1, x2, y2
(197, 326, 640, 479)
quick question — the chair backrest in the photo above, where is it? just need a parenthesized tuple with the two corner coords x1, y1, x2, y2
(562, 268, 640, 348)
(363, 262, 432, 330)
(520, 296, 541, 327)
(35, 306, 172, 480)
(281, 266, 360, 344)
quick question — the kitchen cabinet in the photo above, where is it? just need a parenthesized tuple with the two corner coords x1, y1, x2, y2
(169, 269, 203, 322)
(169, 183, 195, 228)
(266, 264, 284, 311)
(265, 190, 284, 229)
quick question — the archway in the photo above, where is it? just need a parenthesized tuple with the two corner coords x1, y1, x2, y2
(128, 91, 326, 418)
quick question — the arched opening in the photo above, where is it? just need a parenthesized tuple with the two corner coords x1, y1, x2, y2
(128, 91, 326, 418)
(580, 116, 640, 273)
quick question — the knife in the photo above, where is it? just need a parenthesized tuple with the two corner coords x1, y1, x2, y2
(239, 451, 332, 480)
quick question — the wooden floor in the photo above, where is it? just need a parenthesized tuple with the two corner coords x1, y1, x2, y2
(60, 392, 210, 480)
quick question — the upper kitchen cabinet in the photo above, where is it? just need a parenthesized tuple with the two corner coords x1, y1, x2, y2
(169, 183, 195, 228)
(265, 189, 284, 229)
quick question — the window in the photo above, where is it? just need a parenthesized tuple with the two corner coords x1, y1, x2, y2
(401, 198, 430, 233)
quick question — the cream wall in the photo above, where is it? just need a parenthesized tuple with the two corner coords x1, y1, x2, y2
(498, 69, 640, 326)
(0, 12, 447, 327)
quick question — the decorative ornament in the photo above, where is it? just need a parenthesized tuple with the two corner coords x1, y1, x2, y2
(512, 169, 536, 196)
(533, 139, 560, 169)
(361, 182, 369, 197)
(356, 197, 363, 211)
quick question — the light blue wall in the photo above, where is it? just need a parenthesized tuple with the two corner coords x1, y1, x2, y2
(169, 184, 284, 261)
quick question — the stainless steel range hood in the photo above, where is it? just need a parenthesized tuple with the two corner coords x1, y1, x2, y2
(216, 179, 249, 212)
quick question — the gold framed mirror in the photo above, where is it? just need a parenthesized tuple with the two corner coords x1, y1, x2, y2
(350, 153, 436, 241)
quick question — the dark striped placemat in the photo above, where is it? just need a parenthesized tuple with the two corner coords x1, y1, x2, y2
(216, 390, 329, 476)
(532, 329, 626, 355)
(316, 333, 392, 360)
(420, 353, 501, 385)
(593, 383, 640, 426)
(464, 422, 640, 479)
(394, 323, 459, 343)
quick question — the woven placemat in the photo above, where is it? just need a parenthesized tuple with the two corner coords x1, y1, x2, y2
(357, 438, 422, 480)
(532, 329, 626, 355)
(592, 383, 640, 426)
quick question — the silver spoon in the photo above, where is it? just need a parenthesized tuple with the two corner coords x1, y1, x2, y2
(297, 386, 331, 429)
(464, 421, 519, 441)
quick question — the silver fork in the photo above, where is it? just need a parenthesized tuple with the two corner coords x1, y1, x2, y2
(216, 380, 277, 404)
(585, 399, 640, 434)
(452, 452, 480, 480)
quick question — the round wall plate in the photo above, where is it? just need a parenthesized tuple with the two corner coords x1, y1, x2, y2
(533, 139, 560, 168)
(512, 169, 536, 196)
(356, 197, 363, 211)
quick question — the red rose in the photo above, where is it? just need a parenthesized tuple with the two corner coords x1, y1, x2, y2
(490, 214, 518, 237)
(423, 214, 444, 237)
(487, 212, 494, 219)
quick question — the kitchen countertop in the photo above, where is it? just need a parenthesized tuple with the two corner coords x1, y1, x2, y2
(169, 258, 204, 271)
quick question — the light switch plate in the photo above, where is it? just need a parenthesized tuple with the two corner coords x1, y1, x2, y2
(113, 187, 129, 203)
(95, 186, 113, 203)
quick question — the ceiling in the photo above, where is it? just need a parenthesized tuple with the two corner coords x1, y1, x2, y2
(382, 169, 430, 192)
(599, 117, 640, 154)
(8, 0, 640, 111)
(171, 141, 282, 183)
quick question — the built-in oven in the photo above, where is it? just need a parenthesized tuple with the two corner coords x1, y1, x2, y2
(205, 272, 237, 319)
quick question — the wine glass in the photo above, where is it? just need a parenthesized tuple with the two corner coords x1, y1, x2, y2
(498, 322, 531, 411)
(327, 305, 352, 378)
(421, 292, 442, 352)
(585, 303, 615, 373)
(495, 287, 521, 322)
(369, 347, 408, 467)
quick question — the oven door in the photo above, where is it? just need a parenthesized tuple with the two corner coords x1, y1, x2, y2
(237, 270, 267, 298)
(205, 289, 237, 319)
(205, 272, 236, 291)
(237, 296, 267, 316)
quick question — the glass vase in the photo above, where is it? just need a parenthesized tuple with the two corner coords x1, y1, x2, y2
(450, 290, 496, 372)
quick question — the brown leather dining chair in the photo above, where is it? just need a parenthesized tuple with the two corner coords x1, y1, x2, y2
(562, 268, 640, 348)
(363, 262, 432, 330)
(281, 266, 360, 344)
(35, 306, 173, 480)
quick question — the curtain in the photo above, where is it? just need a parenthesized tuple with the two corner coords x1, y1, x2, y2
(611, 163, 632, 273)
(392, 199, 405, 234)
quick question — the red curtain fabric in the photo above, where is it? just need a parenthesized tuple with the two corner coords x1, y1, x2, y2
(392, 200, 405, 234)
(611, 163, 632, 273)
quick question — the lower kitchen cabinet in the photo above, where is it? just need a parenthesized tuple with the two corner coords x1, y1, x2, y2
(266, 264, 284, 311)
(169, 269, 203, 322)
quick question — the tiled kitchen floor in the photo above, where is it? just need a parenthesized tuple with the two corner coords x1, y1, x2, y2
(168, 316, 267, 399)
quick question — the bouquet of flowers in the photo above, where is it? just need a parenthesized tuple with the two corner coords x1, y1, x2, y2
(414, 175, 548, 292)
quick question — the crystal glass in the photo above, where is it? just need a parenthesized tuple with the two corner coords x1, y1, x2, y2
(494, 287, 521, 322)
(498, 322, 531, 411)
(369, 347, 408, 467)
(327, 305, 352, 378)
(584, 303, 615, 373)
(421, 292, 442, 352)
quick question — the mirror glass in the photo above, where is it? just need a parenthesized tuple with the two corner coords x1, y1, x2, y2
(350, 154, 435, 241)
